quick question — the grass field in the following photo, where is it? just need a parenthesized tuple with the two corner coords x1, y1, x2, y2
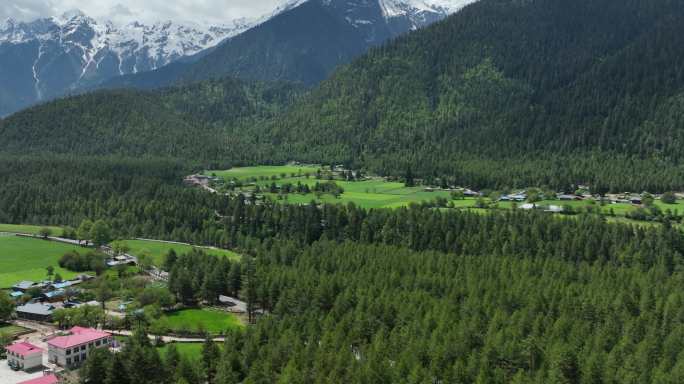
(209, 165, 455, 209)
(207, 165, 322, 181)
(157, 342, 223, 361)
(0, 323, 30, 337)
(0, 236, 92, 288)
(153, 309, 243, 335)
(0, 224, 63, 235)
(204, 165, 684, 227)
(115, 239, 241, 266)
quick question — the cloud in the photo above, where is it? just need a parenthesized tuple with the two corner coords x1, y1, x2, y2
(1, 0, 285, 25)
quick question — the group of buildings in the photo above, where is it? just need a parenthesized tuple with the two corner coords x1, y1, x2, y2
(6, 326, 112, 384)
(10, 275, 95, 322)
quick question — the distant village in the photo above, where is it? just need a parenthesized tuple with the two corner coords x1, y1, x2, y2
(184, 170, 679, 215)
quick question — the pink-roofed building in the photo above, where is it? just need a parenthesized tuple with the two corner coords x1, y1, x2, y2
(47, 327, 112, 368)
(18, 373, 60, 384)
(6, 341, 44, 371)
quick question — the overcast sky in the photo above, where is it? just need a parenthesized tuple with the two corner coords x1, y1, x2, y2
(1, 0, 286, 25)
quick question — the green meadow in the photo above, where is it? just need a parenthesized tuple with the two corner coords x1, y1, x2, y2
(152, 308, 244, 335)
(208, 165, 455, 209)
(0, 236, 91, 288)
(157, 342, 221, 361)
(0, 223, 63, 235)
(205, 165, 684, 225)
(207, 165, 322, 181)
(115, 239, 241, 266)
(0, 323, 30, 337)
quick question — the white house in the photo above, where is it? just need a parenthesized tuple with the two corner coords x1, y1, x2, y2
(6, 341, 44, 371)
(47, 327, 112, 368)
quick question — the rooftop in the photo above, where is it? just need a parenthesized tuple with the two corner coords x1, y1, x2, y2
(18, 374, 59, 384)
(16, 302, 55, 316)
(13, 281, 36, 289)
(47, 327, 110, 349)
(6, 342, 44, 357)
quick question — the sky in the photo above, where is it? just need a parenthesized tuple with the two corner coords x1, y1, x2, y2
(1, 0, 286, 25)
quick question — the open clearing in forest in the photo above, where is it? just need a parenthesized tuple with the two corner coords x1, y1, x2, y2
(116, 239, 241, 266)
(157, 342, 223, 361)
(208, 165, 322, 181)
(0, 223, 63, 235)
(204, 165, 684, 224)
(152, 308, 244, 335)
(0, 236, 91, 288)
(207, 166, 455, 209)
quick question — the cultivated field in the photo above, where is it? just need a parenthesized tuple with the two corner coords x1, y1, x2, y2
(0, 236, 91, 288)
(116, 239, 241, 266)
(153, 308, 243, 335)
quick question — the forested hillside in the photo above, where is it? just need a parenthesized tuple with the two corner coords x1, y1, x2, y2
(0, 78, 301, 160)
(3, 0, 684, 192)
(260, 0, 684, 191)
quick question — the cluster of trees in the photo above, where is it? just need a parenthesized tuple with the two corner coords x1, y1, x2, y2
(0, 155, 227, 245)
(79, 328, 226, 384)
(167, 249, 243, 306)
(53, 305, 104, 329)
(218, 198, 683, 271)
(59, 251, 106, 273)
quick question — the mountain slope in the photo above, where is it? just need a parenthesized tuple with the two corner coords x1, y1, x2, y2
(258, 0, 684, 190)
(0, 77, 302, 161)
(5, 0, 684, 191)
(0, 11, 251, 116)
(101, 0, 475, 89)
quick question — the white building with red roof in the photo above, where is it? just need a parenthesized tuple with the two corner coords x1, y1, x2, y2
(6, 341, 44, 371)
(46, 327, 112, 368)
(18, 373, 60, 384)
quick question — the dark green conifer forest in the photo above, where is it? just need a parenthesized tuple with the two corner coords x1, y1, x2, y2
(3, 0, 684, 382)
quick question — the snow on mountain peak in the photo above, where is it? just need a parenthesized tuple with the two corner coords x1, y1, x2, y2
(379, 0, 477, 19)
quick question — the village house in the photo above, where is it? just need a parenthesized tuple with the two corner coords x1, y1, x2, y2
(218, 295, 247, 313)
(106, 254, 136, 267)
(15, 303, 55, 322)
(41, 289, 67, 303)
(12, 281, 48, 293)
(47, 327, 112, 368)
(6, 342, 44, 371)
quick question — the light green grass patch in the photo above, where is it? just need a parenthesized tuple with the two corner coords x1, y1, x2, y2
(153, 308, 243, 335)
(0, 224, 63, 235)
(0, 323, 30, 337)
(115, 239, 240, 266)
(207, 165, 322, 182)
(157, 342, 223, 361)
(0, 236, 92, 288)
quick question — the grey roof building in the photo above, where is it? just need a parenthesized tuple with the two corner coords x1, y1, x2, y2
(16, 302, 55, 322)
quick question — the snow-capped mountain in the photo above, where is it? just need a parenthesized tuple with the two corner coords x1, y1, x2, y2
(101, 0, 478, 90)
(379, 0, 475, 28)
(0, 10, 253, 116)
